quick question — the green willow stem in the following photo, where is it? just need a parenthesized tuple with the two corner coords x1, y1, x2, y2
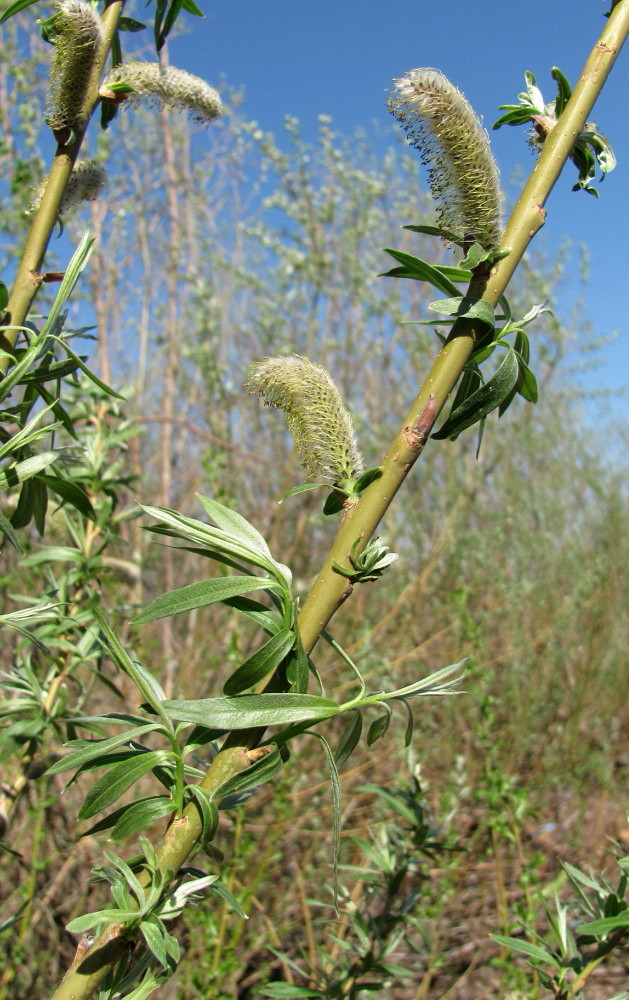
(297, 0, 629, 651)
(0, 0, 124, 375)
(48, 4, 629, 998)
(49, 747, 260, 1000)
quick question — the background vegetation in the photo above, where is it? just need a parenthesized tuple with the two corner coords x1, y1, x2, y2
(0, 7, 627, 999)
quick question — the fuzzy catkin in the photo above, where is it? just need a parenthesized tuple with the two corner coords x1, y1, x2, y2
(29, 159, 107, 216)
(48, 0, 103, 132)
(101, 62, 222, 124)
(388, 68, 503, 250)
(246, 356, 363, 484)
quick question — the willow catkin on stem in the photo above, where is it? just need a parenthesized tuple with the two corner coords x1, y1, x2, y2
(101, 61, 222, 124)
(388, 68, 503, 250)
(246, 356, 363, 483)
(48, 0, 104, 132)
(29, 159, 107, 215)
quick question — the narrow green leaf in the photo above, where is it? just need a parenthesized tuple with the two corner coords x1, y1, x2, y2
(323, 488, 348, 516)
(140, 919, 170, 968)
(46, 725, 163, 774)
(490, 935, 560, 966)
(0, 452, 56, 490)
(353, 466, 383, 493)
(209, 880, 248, 918)
(66, 908, 139, 933)
(285, 630, 309, 694)
(577, 912, 629, 936)
(111, 797, 175, 843)
(428, 295, 495, 328)
(78, 750, 168, 820)
(367, 708, 391, 746)
(459, 243, 490, 269)
(493, 107, 536, 129)
(0, 0, 40, 23)
(0, 508, 21, 551)
(551, 66, 572, 117)
(261, 987, 322, 998)
(50, 338, 125, 399)
(381, 248, 461, 296)
(223, 629, 295, 696)
(514, 356, 539, 405)
(196, 494, 273, 559)
(36, 473, 96, 520)
(162, 693, 340, 729)
(132, 575, 275, 625)
(221, 594, 283, 634)
(95, 612, 170, 722)
(118, 16, 146, 31)
(17, 357, 80, 385)
(184, 785, 219, 842)
(432, 349, 519, 440)
(279, 481, 326, 503)
(217, 744, 284, 802)
(334, 711, 362, 767)
(310, 733, 341, 909)
(402, 223, 466, 246)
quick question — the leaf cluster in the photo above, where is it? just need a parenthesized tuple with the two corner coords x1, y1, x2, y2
(0, 231, 124, 547)
(494, 69, 616, 196)
(492, 848, 629, 998)
(382, 234, 541, 453)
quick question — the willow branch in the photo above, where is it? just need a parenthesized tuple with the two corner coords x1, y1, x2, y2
(297, 0, 629, 651)
(47, 3, 629, 998)
(0, 0, 124, 374)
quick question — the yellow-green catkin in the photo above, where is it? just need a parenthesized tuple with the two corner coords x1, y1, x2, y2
(388, 68, 503, 250)
(48, 0, 103, 132)
(101, 62, 222, 124)
(29, 159, 107, 215)
(246, 356, 364, 484)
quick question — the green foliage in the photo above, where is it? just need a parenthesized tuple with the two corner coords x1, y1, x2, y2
(382, 236, 543, 449)
(262, 776, 456, 998)
(493, 849, 629, 998)
(494, 69, 616, 195)
(0, 6, 627, 999)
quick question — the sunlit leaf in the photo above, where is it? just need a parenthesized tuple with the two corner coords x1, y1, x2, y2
(78, 750, 169, 820)
(163, 693, 340, 729)
(133, 575, 275, 625)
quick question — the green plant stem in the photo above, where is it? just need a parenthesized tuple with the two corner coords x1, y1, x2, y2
(48, 747, 257, 1000)
(0, 0, 124, 375)
(296, 0, 629, 652)
(563, 927, 629, 997)
(47, 5, 629, 997)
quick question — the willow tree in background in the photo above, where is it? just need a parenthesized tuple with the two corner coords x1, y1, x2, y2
(0, 2, 627, 999)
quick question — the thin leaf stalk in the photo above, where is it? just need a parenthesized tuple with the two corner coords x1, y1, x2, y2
(47, 4, 629, 997)
(0, 0, 124, 375)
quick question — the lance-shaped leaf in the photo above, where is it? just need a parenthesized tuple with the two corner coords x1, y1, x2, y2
(223, 629, 296, 696)
(381, 248, 462, 296)
(162, 693, 340, 730)
(432, 349, 519, 440)
(132, 575, 276, 625)
(78, 750, 170, 820)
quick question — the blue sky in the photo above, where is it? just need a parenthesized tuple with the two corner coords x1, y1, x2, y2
(169, 1, 628, 423)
